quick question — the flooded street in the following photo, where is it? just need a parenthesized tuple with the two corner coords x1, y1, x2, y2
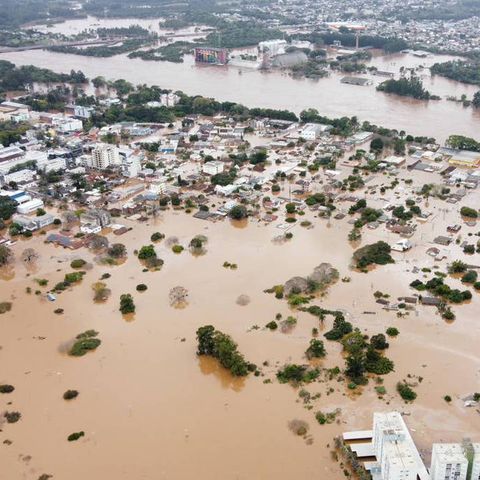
(1, 193, 479, 479)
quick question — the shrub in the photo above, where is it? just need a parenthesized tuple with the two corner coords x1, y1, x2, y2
(386, 327, 399, 337)
(370, 333, 389, 350)
(353, 241, 394, 269)
(324, 315, 353, 341)
(305, 339, 326, 359)
(63, 390, 79, 400)
(69, 331, 101, 356)
(196, 325, 250, 376)
(265, 321, 278, 330)
(172, 244, 184, 254)
(138, 245, 156, 260)
(150, 232, 165, 242)
(444, 395, 452, 403)
(4, 411, 21, 423)
(64, 271, 85, 284)
(107, 243, 127, 259)
(70, 259, 86, 269)
(277, 364, 320, 384)
(0, 384, 14, 394)
(375, 386, 387, 395)
(136, 284, 148, 292)
(448, 260, 468, 274)
(119, 294, 135, 314)
(228, 205, 248, 220)
(0, 302, 12, 314)
(285, 217, 297, 223)
(67, 431, 85, 442)
(397, 382, 417, 401)
(460, 206, 478, 218)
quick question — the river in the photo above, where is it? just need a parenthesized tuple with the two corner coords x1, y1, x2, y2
(2, 17, 480, 142)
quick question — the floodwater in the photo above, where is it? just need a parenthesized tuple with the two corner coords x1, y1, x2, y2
(2, 17, 480, 142)
(1, 169, 480, 479)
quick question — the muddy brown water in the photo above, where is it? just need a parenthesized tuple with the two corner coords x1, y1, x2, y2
(1, 188, 479, 479)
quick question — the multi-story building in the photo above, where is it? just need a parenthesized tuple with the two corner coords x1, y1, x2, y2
(430, 444, 469, 480)
(430, 443, 480, 480)
(91, 145, 120, 170)
(372, 412, 421, 480)
(472, 444, 480, 480)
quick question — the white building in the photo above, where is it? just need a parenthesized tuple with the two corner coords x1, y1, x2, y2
(91, 145, 120, 170)
(300, 123, 332, 140)
(372, 412, 427, 480)
(54, 117, 83, 133)
(1, 169, 36, 186)
(203, 161, 224, 175)
(258, 39, 287, 56)
(472, 444, 480, 480)
(17, 198, 44, 215)
(160, 93, 180, 107)
(122, 156, 142, 178)
(430, 443, 480, 480)
(430, 444, 469, 480)
(0, 146, 26, 174)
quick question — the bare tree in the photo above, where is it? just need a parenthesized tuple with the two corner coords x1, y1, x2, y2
(21, 248, 39, 264)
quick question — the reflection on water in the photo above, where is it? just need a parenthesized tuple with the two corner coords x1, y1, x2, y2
(230, 218, 249, 229)
(0, 265, 15, 281)
(198, 355, 246, 392)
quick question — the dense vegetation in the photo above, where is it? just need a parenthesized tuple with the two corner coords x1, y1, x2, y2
(446, 134, 480, 152)
(196, 325, 252, 376)
(0, 60, 86, 93)
(69, 330, 101, 356)
(377, 75, 439, 100)
(431, 60, 480, 86)
(353, 241, 394, 269)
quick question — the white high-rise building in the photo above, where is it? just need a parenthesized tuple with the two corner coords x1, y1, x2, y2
(430, 444, 469, 480)
(372, 412, 421, 480)
(472, 444, 480, 480)
(91, 145, 120, 170)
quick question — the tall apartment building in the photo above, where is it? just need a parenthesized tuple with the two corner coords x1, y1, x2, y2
(472, 444, 480, 480)
(91, 145, 120, 170)
(431, 443, 480, 480)
(372, 412, 421, 480)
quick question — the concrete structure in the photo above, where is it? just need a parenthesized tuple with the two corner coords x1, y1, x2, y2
(430, 444, 469, 480)
(17, 198, 44, 215)
(258, 39, 287, 57)
(91, 145, 120, 169)
(372, 412, 422, 480)
(203, 161, 224, 175)
(0, 146, 26, 174)
(1, 168, 35, 186)
(341, 76, 372, 86)
(300, 123, 332, 140)
(13, 213, 54, 231)
(54, 117, 83, 133)
(343, 412, 429, 480)
(430, 442, 480, 480)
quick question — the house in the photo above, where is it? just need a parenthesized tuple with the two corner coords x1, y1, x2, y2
(391, 239, 412, 252)
(80, 208, 111, 234)
(341, 76, 372, 86)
